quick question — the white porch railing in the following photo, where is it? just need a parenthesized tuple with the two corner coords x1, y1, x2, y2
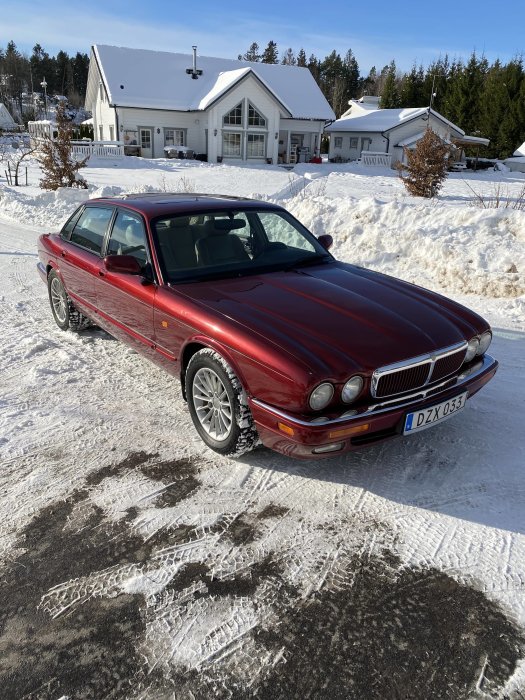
(71, 140, 124, 159)
(360, 151, 392, 167)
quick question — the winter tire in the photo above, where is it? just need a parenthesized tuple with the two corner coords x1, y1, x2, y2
(185, 348, 259, 457)
(47, 270, 92, 332)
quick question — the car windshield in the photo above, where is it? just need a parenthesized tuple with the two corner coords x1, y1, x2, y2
(151, 208, 333, 283)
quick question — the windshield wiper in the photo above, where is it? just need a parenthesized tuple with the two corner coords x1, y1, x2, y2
(284, 254, 333, 271)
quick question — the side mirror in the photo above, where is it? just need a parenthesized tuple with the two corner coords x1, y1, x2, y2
(104, 254, 142, 275)
(317, 234, 333, 251)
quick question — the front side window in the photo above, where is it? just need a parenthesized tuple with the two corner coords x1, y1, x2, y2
(247, 133, 265, 158)
(70, 207, 114, 255)
(223, 103, 243, 126)
(248, 103, 266, 127)
(107, 210, 148, 265)
(223, 132, 242, 157)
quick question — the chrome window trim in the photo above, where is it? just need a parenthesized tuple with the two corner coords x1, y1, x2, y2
(251, 354, 495, 429)
(371, 341, 467, 398)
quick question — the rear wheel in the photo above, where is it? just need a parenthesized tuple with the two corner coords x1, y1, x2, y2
(185, 349, 259, 457)
(47, 270, 92, 331)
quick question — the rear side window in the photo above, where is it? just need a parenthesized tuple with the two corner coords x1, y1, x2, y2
(70, 207, 114, 255)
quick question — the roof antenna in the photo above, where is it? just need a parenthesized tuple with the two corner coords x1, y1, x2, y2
(186, 46, 203, 79)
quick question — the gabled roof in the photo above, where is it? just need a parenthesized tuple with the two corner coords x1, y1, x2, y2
(513, 141, 525, 157)
(0, 103, 16, 129)
(91, 45, 334, 120)
(325, 106, 465, 136)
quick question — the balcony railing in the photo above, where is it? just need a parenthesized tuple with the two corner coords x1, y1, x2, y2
(71, 140, 124, 159)
(360, 152, 392, 167)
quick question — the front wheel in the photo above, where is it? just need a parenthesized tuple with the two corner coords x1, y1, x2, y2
(47, 270, 92, 331)
(185, 349, 259, 457)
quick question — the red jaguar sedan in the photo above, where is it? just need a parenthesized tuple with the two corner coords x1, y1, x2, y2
(37, 194, 498, 459)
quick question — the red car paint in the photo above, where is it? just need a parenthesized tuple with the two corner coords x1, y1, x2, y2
(37, 194, 498, 459)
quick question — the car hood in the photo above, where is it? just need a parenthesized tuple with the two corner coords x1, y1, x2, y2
(176, 262, 486, 378)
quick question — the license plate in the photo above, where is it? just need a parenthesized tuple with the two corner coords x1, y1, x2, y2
(404, 392, 468, 435)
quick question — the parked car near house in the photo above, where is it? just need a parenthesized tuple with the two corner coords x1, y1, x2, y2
(37, 194, 498, 459)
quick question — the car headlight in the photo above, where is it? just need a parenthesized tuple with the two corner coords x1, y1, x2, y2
(477, 331, 492, 355)
(342, 376, 363, 403)
(309, 383, 334, 410)
(464, 337, 480, 363)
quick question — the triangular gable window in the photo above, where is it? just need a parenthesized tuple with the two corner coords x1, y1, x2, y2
(248, 103, 266, 127)
(223, 103, 243, 126)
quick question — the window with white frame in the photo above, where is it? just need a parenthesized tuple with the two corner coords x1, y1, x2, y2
(109, 125, 114, 141)
(164, 128, 185, 146)
(247, 133, 265, 158)
(223, 132, 242, 157)
(350, 137, 358, 148)
(334, 136, 343, 148)
(248, 103, 266, 127)
(99, 125, 104, 140)
(223, 103, 243, 126)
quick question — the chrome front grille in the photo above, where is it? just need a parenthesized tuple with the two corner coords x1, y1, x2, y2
(372, 342, 467, 399)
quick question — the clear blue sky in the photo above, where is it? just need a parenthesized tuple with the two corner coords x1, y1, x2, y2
(2, 0, 524, 74)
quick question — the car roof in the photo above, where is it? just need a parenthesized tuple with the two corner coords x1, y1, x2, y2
(86, 193, 282, 218)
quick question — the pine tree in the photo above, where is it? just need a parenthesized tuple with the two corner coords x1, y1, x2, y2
(399, 64, 425, 107)
(297, 48, 307, 67)
(261, 41, 278, 64)
(238, 42, 260, 62)
(37, 103, 88, 190)
(380, 61, 400, 108)
(398, 129, 451, 198)
(307, 54, 321, 82)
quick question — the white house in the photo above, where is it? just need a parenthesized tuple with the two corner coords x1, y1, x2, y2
(0, 103, 17, 130)
(325, 96, 489, 166)
(85, 45, 335, 164)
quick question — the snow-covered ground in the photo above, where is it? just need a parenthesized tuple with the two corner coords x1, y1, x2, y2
(1, 157, 524, 698)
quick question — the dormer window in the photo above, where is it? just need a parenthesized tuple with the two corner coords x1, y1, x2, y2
(248, 103, 266, 127)
(223, 103, 243, 126)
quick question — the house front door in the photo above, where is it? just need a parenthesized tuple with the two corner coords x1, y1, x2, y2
(139, 127, 154, 158)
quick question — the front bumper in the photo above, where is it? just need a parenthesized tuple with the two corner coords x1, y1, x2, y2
(249, 354, 498, 459)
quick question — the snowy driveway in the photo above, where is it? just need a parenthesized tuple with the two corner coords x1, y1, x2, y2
(1, 212, 524, 699)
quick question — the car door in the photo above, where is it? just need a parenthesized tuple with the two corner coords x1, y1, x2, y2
(59, 205, 115, 314)
(95, 208, 156, 353)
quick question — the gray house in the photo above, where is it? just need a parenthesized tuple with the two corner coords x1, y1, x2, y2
(326, 96, 488, 166)
(85, 45, 335, 164)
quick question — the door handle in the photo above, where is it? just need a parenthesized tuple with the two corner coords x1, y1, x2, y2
(98, 269, 106, 277)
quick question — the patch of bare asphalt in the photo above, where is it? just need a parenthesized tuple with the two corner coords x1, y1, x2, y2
(244, 552, 525, 700)
(0, 452, 201, 700)
(2, 449, 524, 700)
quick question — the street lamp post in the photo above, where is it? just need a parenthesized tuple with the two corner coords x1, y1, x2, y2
(40, 77, 48, 118)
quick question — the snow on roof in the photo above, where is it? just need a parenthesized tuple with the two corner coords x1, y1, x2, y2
(513, 141, 525, 157)
(325, 107, 465, 136)
(0, 103, 16, 129)
(93, 45, 334, 120)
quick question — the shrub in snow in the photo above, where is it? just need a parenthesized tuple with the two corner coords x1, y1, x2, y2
(398, 128, 450, 198)
(37, 103, 88, 190)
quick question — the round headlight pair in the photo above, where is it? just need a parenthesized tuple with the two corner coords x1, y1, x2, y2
(464, 331, 492, 362)
(309, 376, 363, 411)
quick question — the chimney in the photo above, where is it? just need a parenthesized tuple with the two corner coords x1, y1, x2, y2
(186, 46, 203, 80)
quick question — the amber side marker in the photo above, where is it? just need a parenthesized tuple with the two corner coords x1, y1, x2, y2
(329, 424, 370, 439)
(278, 422, 295, 436)
(161, 321, 169, 328)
